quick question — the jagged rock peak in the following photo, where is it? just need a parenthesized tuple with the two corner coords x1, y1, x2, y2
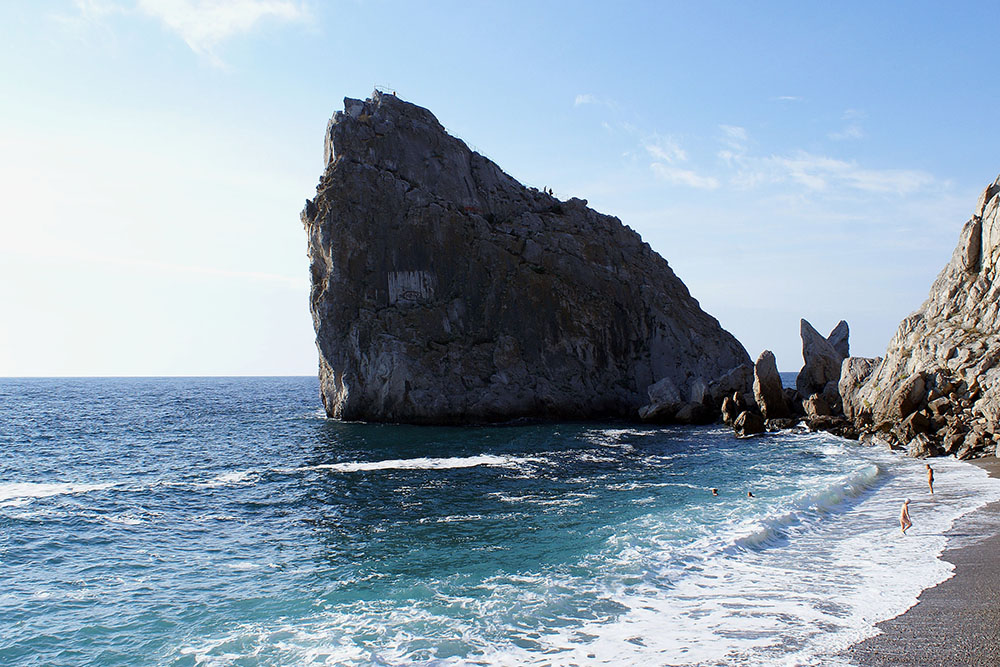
(796, 319, 849, 398)
(843, 175, 1000, 458)
(302, 91, 751, 424)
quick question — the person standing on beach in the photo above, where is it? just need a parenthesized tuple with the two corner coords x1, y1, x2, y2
(926, 464, 934, 494)
(900, 499, 913, 534)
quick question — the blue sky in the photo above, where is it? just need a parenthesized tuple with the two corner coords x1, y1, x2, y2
(1, 1, 997, 375)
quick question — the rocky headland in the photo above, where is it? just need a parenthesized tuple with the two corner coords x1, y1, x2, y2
(302, 91, 750, 424)
(837, 177, 1000, 459)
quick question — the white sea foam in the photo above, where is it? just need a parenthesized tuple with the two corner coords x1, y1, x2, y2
(191, 442, 1000, 667)
(488, 446, 1000, 666)
(0, 482, 114, 505)
(226, 561, 260, 571)
(297, 454, 540, 473)
(199, 470, 260, 488)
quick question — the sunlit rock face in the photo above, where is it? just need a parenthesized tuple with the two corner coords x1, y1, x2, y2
(301, 91, 750, 424)
(843, 175, 1000, 458)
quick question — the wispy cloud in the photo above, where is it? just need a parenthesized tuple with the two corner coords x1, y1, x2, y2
(137, 0, 309, 65)
(719, 125, 747, 143)
(651, 163, 720, 190)
(829, 109, 866, 141)
(642, 134, 718, 189)
(772, 95, 804, 102)
(829, 124, 864, 141)
(573, 93, 623, 113)
(733, 150, 934, 196)
(717, 125, 749, 164)
(56, 0, 310, 66)
(643, 135, 687, 164)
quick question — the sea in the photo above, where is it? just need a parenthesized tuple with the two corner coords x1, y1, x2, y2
(2, 376, 999, 667)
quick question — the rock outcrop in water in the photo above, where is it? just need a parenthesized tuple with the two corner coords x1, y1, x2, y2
(752, 350, 789, 419)
(302, 91, 751, 424)
(840, 176, 1000, 458)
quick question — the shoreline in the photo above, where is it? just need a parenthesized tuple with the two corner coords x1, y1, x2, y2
(843, 455, 1000, 666)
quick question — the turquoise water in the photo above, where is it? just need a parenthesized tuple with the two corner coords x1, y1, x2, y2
(2, 377, 998, 666)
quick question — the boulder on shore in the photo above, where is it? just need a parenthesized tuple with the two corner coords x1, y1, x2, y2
(302, 91, 751, 424)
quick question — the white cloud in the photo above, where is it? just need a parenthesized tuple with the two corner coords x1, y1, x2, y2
(642, 134, 718, 188)
(137, 0, 308, 64)
(829, 124, 864, 141)
(773, 95, 803, 102)
(718, 124, 748, 153)
(650, 163, 719, 190)
(733, 151, 934, 196)
(643, 135, 687, 164)
(56, 0, 310, 65)
(574, 93, 598, 106)
(719, 125, 747, 142)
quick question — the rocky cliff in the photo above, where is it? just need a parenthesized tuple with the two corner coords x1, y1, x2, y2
(301, 91, 751, 423)
(841, 176, 1000, 458)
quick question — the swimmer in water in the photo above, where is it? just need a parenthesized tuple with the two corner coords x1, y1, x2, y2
(747, 491, 754, 498)
(711, 488, 719, 496)
(900, 499, 912, 534)
(926, 464, 934, 495)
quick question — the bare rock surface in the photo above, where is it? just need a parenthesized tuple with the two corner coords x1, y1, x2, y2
(796, 319, 849, 398)
(843, 175, 1000, 457)
(752, 350, 789, 418)
(302, 91, 750, 423)
(733, 410, 765, 437)
(839, 356, 881, 421)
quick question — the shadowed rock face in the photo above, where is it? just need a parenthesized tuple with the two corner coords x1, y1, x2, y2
(843, 175, 1000, 458)
(753, 350, 788, 418)
(797, 319, 848, 398)
(301, 91, 750, 423)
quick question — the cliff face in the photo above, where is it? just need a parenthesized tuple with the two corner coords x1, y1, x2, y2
(843, 176, 1000, 458)
(301, 91, 750, 423)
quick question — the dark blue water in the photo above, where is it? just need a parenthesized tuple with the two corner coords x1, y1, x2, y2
(1, 377, 996, 666)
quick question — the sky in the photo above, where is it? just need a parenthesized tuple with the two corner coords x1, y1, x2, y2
(2, 1, 998, 376)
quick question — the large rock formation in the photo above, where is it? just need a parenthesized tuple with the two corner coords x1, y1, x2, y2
(796, 319, 849, 399)
(302, 91, 751, 423)
(842, 176, 1000, 458)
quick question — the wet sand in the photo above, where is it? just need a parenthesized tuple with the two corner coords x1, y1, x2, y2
(844, 456, 1000, 666)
